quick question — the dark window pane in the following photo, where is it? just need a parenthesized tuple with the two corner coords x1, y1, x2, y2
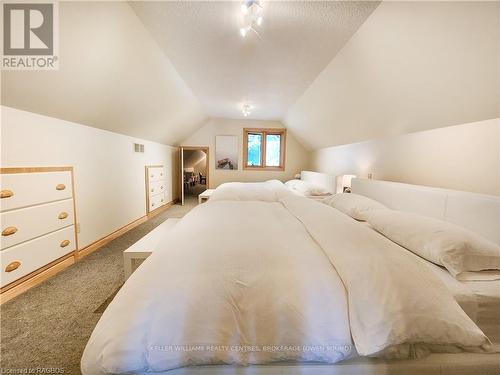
(247, 133, 262, 166)
(265, 134, 281, 166)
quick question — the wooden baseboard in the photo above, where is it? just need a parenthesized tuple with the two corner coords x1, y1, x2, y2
(147, 199, 176, 219)
(1, 199, 177, 304)
(76, 216, 148, 259)
(77, 199, 177, 259)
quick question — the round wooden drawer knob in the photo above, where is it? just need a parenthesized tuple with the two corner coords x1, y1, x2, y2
(58, 212, 68, 220)
(5, 261, 21, 272)
(56, 184, 66, 191)
(60, 239, 70, 248)
(0, 190, 13, 199)
(2, 226, 18, 236)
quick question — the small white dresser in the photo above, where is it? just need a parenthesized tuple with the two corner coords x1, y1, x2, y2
(145, 165, 167, 213)
(0, 167, 78, 290)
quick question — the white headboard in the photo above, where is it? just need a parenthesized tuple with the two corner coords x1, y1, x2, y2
(352, 178, 500, 245)
(301, 171, 336, 193)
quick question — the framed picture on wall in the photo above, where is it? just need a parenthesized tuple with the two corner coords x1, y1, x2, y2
(215, 135, 238, 170)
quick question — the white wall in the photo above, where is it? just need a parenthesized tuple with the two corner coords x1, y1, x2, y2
(310, 119, 500, 196)
(285, 1, 500, 149)
(1, 106, 178, 248)
(181, 118, 310, 188)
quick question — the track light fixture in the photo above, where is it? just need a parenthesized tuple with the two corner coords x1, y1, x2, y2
(242, 103, 253, 117)
(239, 0, 263, 38)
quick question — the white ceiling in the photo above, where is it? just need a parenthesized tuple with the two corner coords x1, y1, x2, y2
(1, 1, 206, 146)
(2, 1, 496, 151)
(130, 1, 379, 120)
(284, 1, 500, 149)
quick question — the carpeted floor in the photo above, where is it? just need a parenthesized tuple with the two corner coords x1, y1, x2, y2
(184, 183, 207, 198)
(0, 200, 197, 374)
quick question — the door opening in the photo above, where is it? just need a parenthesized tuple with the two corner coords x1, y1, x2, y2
(179, 146, 209, 206)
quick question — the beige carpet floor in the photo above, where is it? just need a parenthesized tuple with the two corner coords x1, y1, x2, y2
(0, 199, 197, 374)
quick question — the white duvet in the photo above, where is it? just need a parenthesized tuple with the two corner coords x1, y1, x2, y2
(81, 181, 490, 374)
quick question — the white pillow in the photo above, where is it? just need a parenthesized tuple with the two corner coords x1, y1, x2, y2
(284, 180, 330, 196)
(322, 193, 387, 221)
(366, 210, 500, 279)
(284, 179, 303, 190)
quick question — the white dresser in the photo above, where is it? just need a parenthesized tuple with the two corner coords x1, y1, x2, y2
(145, 165, 167, 213)
(0, 167, 78, 289)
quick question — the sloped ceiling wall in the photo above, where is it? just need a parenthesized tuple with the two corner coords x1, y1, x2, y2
(284, 1, 500, 150)
(1, 1, 206, 146)
(184, 149, 207, 169)
(2, 1, 498, 151)
(129, 1, 379, 120)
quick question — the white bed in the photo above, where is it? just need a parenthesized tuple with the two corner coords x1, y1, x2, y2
(351, 178, 500, 344)
(81, 179, 500, 375)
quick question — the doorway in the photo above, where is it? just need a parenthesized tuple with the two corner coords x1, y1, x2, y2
(179, 146, 209, 206)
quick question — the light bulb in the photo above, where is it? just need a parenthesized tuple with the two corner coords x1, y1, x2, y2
(256, 16, 263, 26)
(242, 103, 252, 116)
(240, 27, 247, 37)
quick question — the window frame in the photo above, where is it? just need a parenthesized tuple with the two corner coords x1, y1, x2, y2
(243, 128, 286, 171)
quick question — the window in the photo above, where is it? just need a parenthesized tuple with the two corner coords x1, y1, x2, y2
(243, 128, 286, 170)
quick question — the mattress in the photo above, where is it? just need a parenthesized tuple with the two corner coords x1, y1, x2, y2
(418, 253, 500, 343)
(461, 278, 500, 343)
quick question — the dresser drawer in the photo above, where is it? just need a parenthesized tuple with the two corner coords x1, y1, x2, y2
(1, 171, 72, 212)
(1, 199, 74, 250)
(148, 180, 166, 196)
(148, 167, 165, 183)
(149, 192, 165, 211)
(1, 225, 76, 287)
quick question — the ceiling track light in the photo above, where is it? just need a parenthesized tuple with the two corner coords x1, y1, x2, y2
(239, 0, 263, 38)
(242, 103, 252, 117)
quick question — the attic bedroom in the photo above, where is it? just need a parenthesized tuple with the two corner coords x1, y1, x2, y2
(0, 1, 499, 374)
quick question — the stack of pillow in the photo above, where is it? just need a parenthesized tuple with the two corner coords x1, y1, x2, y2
(322, 193, 500, 281)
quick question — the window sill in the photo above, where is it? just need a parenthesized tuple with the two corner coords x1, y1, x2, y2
(243, 166, 285, 172)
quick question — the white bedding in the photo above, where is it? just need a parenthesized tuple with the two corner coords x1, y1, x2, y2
(288, 188, 329, 201)
(81, 181, 491, 374)
(356, 212, 500, 343)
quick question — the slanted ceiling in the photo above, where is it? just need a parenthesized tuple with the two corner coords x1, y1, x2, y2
(1, 1, 498, 150)
(1, 1, 206, 146)
(1, 1, 378, 147)
(285, 1, 500, 149)
(129, 1, 379, 120)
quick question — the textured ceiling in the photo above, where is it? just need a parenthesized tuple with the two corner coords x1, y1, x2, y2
(3, 1, 495, 152)
(285, 1, 500, 149)
(1, 1, 206, 146)
(130, 1, 379, 120)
